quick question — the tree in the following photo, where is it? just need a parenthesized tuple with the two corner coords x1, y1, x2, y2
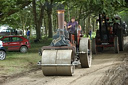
(0, 0, 31, 20)
(0, 0, 128, 39)
(32, 0, 45, 39)
(45, 0, 54, 38)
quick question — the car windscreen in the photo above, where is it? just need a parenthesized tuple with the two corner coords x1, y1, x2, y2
(12, 37, 23, 42)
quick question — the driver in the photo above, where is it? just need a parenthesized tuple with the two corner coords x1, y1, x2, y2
(67, 17, 78, 41)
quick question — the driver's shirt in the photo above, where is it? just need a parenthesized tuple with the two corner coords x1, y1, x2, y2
(67, 21, 78, 34)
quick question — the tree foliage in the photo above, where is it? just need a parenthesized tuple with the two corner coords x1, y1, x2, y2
(0, 0, 128, 39)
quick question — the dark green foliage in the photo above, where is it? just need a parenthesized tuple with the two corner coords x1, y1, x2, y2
(0, 0, 128, 39)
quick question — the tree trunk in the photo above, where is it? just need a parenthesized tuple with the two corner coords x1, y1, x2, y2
(86, 16, 91, 37)
(44, 15, 48, 36)
(22, 27, 24, 35)
(48, 11, 53, 38)
(23, 24, 26, 35)
(68, 5, 70, 22)
(92, 17, 96, 32)
(46, 0, 53, 38)
(32, 0, 38, 39)
(32, 0, 44, 39)
(37, 4, 45, 39)
(80, 19, 85, 33)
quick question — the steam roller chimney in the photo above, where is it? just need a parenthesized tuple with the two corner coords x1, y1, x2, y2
(57, 5, 65, 35)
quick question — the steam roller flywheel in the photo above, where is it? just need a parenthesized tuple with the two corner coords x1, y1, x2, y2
(41, 50, 75, 76)
(79, 38, 92, 68)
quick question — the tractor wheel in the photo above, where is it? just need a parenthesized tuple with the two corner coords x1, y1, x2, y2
(92, 38, 96, 54)
(41, 50, 75, 76)
(97, 47, 103, 52)
(79, 38, 92, 68)
(118, 29, 124, 51)
(114, 37, 119, 53)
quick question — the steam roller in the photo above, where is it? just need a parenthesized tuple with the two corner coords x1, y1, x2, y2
(39, 7, 92, 76)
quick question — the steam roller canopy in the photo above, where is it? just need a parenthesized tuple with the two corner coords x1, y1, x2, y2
(79, 38, 92, 68)
(41, 50, 74, 76)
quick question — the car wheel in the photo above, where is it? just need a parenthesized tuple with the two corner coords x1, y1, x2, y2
(0, 50, 6, 60)
(20, 46, 28, 53)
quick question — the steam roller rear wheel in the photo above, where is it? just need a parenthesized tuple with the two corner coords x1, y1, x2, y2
(41, 50, 74, 76)
(79, 38, 92, 68)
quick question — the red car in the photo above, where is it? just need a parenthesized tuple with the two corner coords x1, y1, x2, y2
(1, 35, 30, 53)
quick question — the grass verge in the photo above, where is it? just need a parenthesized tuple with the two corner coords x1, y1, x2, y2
(0, 38, 52, 77)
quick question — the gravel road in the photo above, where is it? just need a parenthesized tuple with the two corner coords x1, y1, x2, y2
(2, 37, 128, 85)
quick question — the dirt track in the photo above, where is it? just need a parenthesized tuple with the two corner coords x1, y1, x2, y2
(2, 37, 128, 85)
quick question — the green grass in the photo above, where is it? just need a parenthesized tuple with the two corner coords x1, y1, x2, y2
(0, 37, 52, 76)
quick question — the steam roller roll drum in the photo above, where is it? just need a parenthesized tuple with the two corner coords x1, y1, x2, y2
(79, 38, 92, 68)
(41, 50, 75, 76)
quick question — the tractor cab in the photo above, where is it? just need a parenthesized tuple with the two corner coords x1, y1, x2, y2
(92, 14, 124, 53)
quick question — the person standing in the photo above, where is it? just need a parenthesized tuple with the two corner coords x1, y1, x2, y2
(64, 21, 67, 29)
(67, 17, 78, 33)
(26, 29, 30, 40)
(76, 21, 81, 30)
(67, 17, 78, 41)
(64, 21, 69, 40)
